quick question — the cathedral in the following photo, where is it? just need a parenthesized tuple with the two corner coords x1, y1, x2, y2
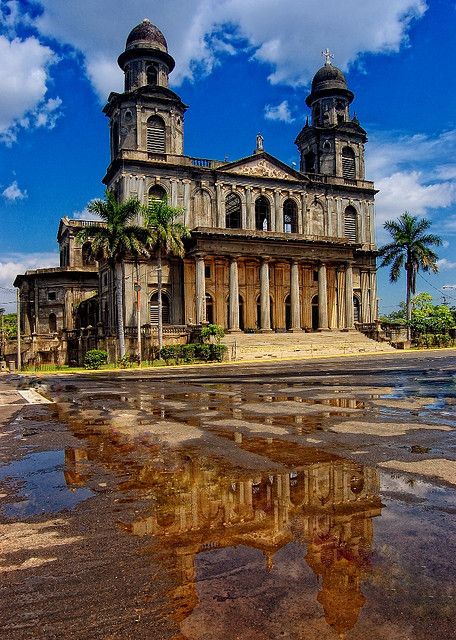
(14, 19, 378, 365)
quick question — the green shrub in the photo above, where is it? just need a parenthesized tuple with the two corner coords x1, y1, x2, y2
(195, 343, 211, 361)
(209, 343, 227, 362)
(159, 345, 180, 363)
(180, 344, 196, 362)
(200, 323, 225, 343)
(84, 349, 108, 369)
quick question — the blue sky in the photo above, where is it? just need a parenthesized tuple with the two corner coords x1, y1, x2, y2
(1, 0, 455, 313)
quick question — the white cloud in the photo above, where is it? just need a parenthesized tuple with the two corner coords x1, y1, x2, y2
(264, 100, 294, 123)
(0, 35, 62, 145)
(366, 129, 456, 240)
(72, 206, 102, 222)
(0, 252, 59, 311)
(437, 258, 456, 270)
(1, 180, 27, 202)
(30, 0, 426, 99)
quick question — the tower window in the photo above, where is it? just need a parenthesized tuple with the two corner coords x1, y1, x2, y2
(283, 199, 297, 233)
(304, 151, 316, 173)
(342, 147, 356, 179)
(146, 116, 165, 153)
(148, 185, 167, 208)
(344, 206, 357, 241)
(225, 192, 241, 229)
(255, 196, 270, 231)
(48, 313, 57, 333)
(48, 292, 56, 301)
(112, 121, 119, 157)
(146, 65, 158, 86)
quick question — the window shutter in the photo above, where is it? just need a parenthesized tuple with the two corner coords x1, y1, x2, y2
(146, 118, 165, 153)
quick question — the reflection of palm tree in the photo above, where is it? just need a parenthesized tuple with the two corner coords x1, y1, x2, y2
(0, 307, 4, 357)
(77, 191, 149, 358)
(379, 212, 442, 340)
(144, 200, 190, 352)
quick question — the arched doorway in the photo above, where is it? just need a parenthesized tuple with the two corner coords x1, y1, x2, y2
(285, 295, 291, 330)
(150, 292, 170, 325)
(48, 313, 57, 333)
(311, 295, 319, 331)
(205, 293, 214, 324)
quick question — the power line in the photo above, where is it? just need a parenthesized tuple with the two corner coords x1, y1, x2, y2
(417, 272, 456, 302)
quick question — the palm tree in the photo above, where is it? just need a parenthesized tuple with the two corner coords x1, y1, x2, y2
(379, 212, 442, 340)
(77, 191, 150, 358)
(144, 200, 190, 352)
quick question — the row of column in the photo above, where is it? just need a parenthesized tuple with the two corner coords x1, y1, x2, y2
(195, 254, 376, 331)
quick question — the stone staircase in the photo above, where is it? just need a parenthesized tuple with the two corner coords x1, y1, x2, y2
(222, 330, 396, 362)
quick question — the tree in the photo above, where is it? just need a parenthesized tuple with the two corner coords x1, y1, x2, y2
(77, 191, 150, 358)
(378, 212, 442, 340)
(144, 199, 190, 352)
(410, 293, 454, 335)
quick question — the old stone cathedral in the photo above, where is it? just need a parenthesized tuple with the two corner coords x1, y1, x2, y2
(14, 19, 379, 365)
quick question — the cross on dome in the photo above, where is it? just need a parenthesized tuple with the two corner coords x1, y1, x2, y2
(322, 48, 334, 66)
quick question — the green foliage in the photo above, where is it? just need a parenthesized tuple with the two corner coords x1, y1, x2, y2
(84, 349, 108, 369)
(410, 293, 455, 335)
(158, 342, 227, 364)
(1, 313, 17, 339)
(144, 199, 190, 258)
(200, 323, 225, 343)
(415, 333, 454, 348)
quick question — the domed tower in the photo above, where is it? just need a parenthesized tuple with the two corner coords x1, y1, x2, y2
(103, 18, 187, 176)
(295, 50, 367, 180)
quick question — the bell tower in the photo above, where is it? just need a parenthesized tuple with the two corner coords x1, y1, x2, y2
(103, 18, 188, 174)
(295, 50, 367, 180)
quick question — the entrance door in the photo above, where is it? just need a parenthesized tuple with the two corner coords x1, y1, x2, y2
(311, 295, 319, 330)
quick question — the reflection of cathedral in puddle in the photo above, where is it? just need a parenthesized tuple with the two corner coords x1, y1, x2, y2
(65, 443, 380, 638)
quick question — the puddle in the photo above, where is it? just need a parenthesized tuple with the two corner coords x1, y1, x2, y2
(0, 450, 94, 517)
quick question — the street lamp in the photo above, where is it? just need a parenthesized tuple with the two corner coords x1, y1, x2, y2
(134, 282, 141, 365)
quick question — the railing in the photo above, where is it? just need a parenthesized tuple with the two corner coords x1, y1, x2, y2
(191, 157, 213, 168)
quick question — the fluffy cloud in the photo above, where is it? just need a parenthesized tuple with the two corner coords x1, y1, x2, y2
(264, 100, 294, 123)
(1, 180, 27, 202)
(437, 258, 456, 270)
(366, 129, 456, 239)
(0, 252, 59, 311)
(30, 0, 426, 99)
(0, 34, 61, 144)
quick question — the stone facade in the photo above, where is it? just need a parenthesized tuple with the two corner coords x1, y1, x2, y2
(14, 19, 379, 364)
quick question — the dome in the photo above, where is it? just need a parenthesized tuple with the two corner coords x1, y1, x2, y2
(311, 64, 348, 94)
(126, 19, 168, 52)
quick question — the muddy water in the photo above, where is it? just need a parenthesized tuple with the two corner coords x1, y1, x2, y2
(1, 354, 456, 639)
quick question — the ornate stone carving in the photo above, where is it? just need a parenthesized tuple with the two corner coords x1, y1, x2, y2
(226, 159, 294, 180)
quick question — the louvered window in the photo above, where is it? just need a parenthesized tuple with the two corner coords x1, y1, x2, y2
(342, 147, 356, 179)
(344, 206, 357, 241)
(146, 117, 165, 153)
(150, 293, 170, 325)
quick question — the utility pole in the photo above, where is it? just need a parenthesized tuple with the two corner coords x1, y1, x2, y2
(16, 288, 21, 371)
(134, 282, 142, 365)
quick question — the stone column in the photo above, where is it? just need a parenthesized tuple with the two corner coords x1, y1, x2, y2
(345, 262, 355, 329)
(170, 179, 178, 207)
(360, 270, 370, 323)
(195, 253, 206, 325)
(369, 270, 377, 322)
(336, 267, 346, 329)
(274, 190, 282, 232)
(245, 187, 254, 229)
(228, 256, 240, 332)
(260, 257, 272, 332)
(240, 191, 247, 229)
(318, 262, 329, 330)
(183, 179, 191, 227)
(215, 182, 224, 227)
(290, 259, 302, 331)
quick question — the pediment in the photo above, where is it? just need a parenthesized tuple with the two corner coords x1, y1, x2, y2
(221, 153, 303, 181)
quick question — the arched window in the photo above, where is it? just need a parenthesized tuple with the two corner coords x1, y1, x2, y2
(146, 116, 165, 153)
(342, 147, 356, 179)
(225, 192, 241, 229)
(146, 64, 158, 86)
(283, 199, 297, 233)
(148, 185, 167, 208)
(344, 206, 357, 241)
(48, 313, 57, 333)
(150, 292, 170, 325)
(82, 242, 95, 266)
(205, 293, 214, 324)
(255, 196, 270, 231)
(304, 151, 316, 173)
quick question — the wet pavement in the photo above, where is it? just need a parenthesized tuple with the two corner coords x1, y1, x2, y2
(0, 350, 455, 639)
